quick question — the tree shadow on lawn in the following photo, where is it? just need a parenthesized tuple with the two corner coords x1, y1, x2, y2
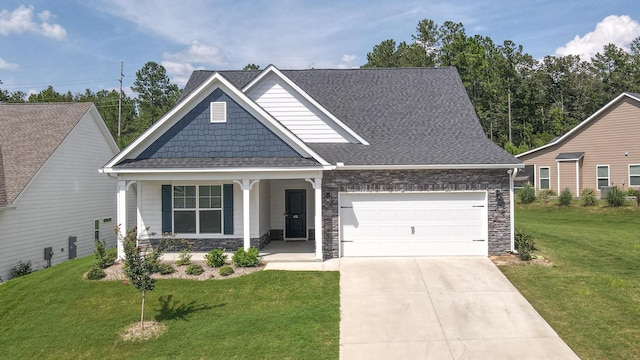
(155, 294, 224, 321)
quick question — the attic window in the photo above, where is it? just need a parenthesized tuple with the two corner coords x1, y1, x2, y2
(210, 102, 227, 123)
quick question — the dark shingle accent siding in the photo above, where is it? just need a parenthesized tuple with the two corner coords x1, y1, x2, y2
(137, 88, 300, 159)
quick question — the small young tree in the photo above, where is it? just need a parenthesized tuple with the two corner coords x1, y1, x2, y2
(119, 227, 168, 330)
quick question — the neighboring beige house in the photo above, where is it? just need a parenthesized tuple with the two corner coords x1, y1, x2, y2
(0, 103, 120, 280)
(516, 92, 640, 197)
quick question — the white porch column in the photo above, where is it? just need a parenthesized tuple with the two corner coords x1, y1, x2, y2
(234, 179, 259, 250)
(242, 180, 251, 250)
(306, 177, 323, 260)
(116, 179, 127, 260)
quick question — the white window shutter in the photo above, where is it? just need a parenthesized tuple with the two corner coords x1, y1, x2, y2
(210, 102, 227, 123)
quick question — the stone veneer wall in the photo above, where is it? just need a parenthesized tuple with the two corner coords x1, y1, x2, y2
(149, 232, 271, 252)
(321, 169, 512, 259)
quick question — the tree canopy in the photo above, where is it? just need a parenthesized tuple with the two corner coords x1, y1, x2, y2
(363, 19, 640, 152)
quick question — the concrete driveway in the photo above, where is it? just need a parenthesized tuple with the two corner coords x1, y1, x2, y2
(339, 257, 580, 360)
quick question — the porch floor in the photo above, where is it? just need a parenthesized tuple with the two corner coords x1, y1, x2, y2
(260, 240, 317, 262)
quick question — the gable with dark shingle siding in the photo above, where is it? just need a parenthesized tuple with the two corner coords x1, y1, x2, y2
(136, 88, 302, 159)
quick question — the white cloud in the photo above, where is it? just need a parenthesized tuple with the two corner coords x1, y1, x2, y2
(0, 5, 66, 40)
(555, 15, 640, 60)
(336, 54, 359, 69)
(0, 57, 19, 70)
(161, 41, 227, 86)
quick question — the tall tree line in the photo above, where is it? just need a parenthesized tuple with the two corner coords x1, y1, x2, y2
(0, 61, 181, 148)
(363, 19, 640, 153)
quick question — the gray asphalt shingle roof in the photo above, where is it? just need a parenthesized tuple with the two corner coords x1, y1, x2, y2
(177, 67, 520, 167)
(555, 152, 585, 160)
(0, 103, 92, 206)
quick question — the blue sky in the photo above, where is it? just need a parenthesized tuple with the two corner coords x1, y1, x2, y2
(1, 0, 640, 96)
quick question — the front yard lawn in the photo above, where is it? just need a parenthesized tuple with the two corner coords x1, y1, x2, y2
(502, 202, 640, 360)
(0, 256, 339, 359)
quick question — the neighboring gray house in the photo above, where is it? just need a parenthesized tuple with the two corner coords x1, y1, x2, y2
(0, 103, 119, 280)
(102, 66, 522, 260)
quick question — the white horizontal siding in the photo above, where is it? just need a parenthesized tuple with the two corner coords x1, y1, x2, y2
(0, 111, 117, 280)
(247, 75, 351, 143)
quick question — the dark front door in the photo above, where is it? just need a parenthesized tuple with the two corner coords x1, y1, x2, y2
(285, 189, 306, 239)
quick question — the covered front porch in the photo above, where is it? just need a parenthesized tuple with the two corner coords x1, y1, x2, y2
(114, 169, 325, 261)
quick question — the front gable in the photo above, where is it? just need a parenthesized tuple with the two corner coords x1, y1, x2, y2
(103, 72, 329, 171)
(137, 88, 301, 159)
(243, 66, 368, 145)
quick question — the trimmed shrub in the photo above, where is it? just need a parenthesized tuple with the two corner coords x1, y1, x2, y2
(175, 248, 192, 266)
(205, 248, 227, 268)
(515, 229, 535, 261)
(219, 265, 234, 276)
(156, 263, 176, 275)
(185, 264, 204, 275)
(86, 266, 106, 280)
(517, 183, 535, 204)
(232, 247, 261, 267)
(558, 187, 572, 206)
(581, 188, 598, 206)
(606, 186, 625, 207)
(10, 261, 33, 279)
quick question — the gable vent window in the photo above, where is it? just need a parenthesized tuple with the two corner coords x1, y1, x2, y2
(210, 101, 227, 123)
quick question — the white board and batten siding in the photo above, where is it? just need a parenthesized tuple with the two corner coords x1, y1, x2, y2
(247, 74, 353, 143)
(340, 192, 488, 257)
(0, 111, 118, 280)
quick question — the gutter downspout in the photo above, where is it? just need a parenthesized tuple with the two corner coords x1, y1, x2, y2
(509, 167, 518, 253)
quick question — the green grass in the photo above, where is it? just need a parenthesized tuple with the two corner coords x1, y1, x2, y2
(0, 256, 339, 359)
(502, 201, 640, 360)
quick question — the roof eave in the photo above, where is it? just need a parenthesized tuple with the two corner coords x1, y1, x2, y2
(334, 163, 524, 170)
(101, 165, 333, 174)
(517, 92, 640, 158)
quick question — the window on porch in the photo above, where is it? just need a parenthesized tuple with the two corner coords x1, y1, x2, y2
(173, 185, 222, 234)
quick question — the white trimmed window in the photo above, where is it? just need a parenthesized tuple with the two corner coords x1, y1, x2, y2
(173, 185, 222, 234)
(210, 102, 227, 123)
(596, 165, 610, 190)
(630, 164, 640, 187)
(539, 167, 550, 190)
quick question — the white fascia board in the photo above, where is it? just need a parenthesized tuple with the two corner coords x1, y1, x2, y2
(335, 164, 525, 170)
(516, 92, 637, 159)
(109, 169, 329, 182)
(242, 65, 370, 145)
(103, 71, 330, 168)
(102, 165, 332, 174)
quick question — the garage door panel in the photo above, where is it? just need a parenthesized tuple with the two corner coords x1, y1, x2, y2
(340, 192, 488, 257)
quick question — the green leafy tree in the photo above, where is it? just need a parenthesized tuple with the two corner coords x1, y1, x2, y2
(28, 85, 73, 102)
(243, 63, 260, 70)
(131, 61, 181, 130)
(120, 227, 168, 330)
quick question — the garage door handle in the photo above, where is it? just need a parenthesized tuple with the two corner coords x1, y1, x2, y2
(473, 239, 485, 242)
(341, 240, 354, 243)
(472, 205, 485, 208)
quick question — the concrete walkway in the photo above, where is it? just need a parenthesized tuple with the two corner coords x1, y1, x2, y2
(339, 257, 580, 360)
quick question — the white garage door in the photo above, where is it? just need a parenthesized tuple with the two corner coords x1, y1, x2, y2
(340, 192, 488, 257)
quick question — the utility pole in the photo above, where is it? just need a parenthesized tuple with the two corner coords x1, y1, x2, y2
(118, 61, 123, 139)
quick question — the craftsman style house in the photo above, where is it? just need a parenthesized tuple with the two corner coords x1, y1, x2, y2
(101, 66, 521, 260)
